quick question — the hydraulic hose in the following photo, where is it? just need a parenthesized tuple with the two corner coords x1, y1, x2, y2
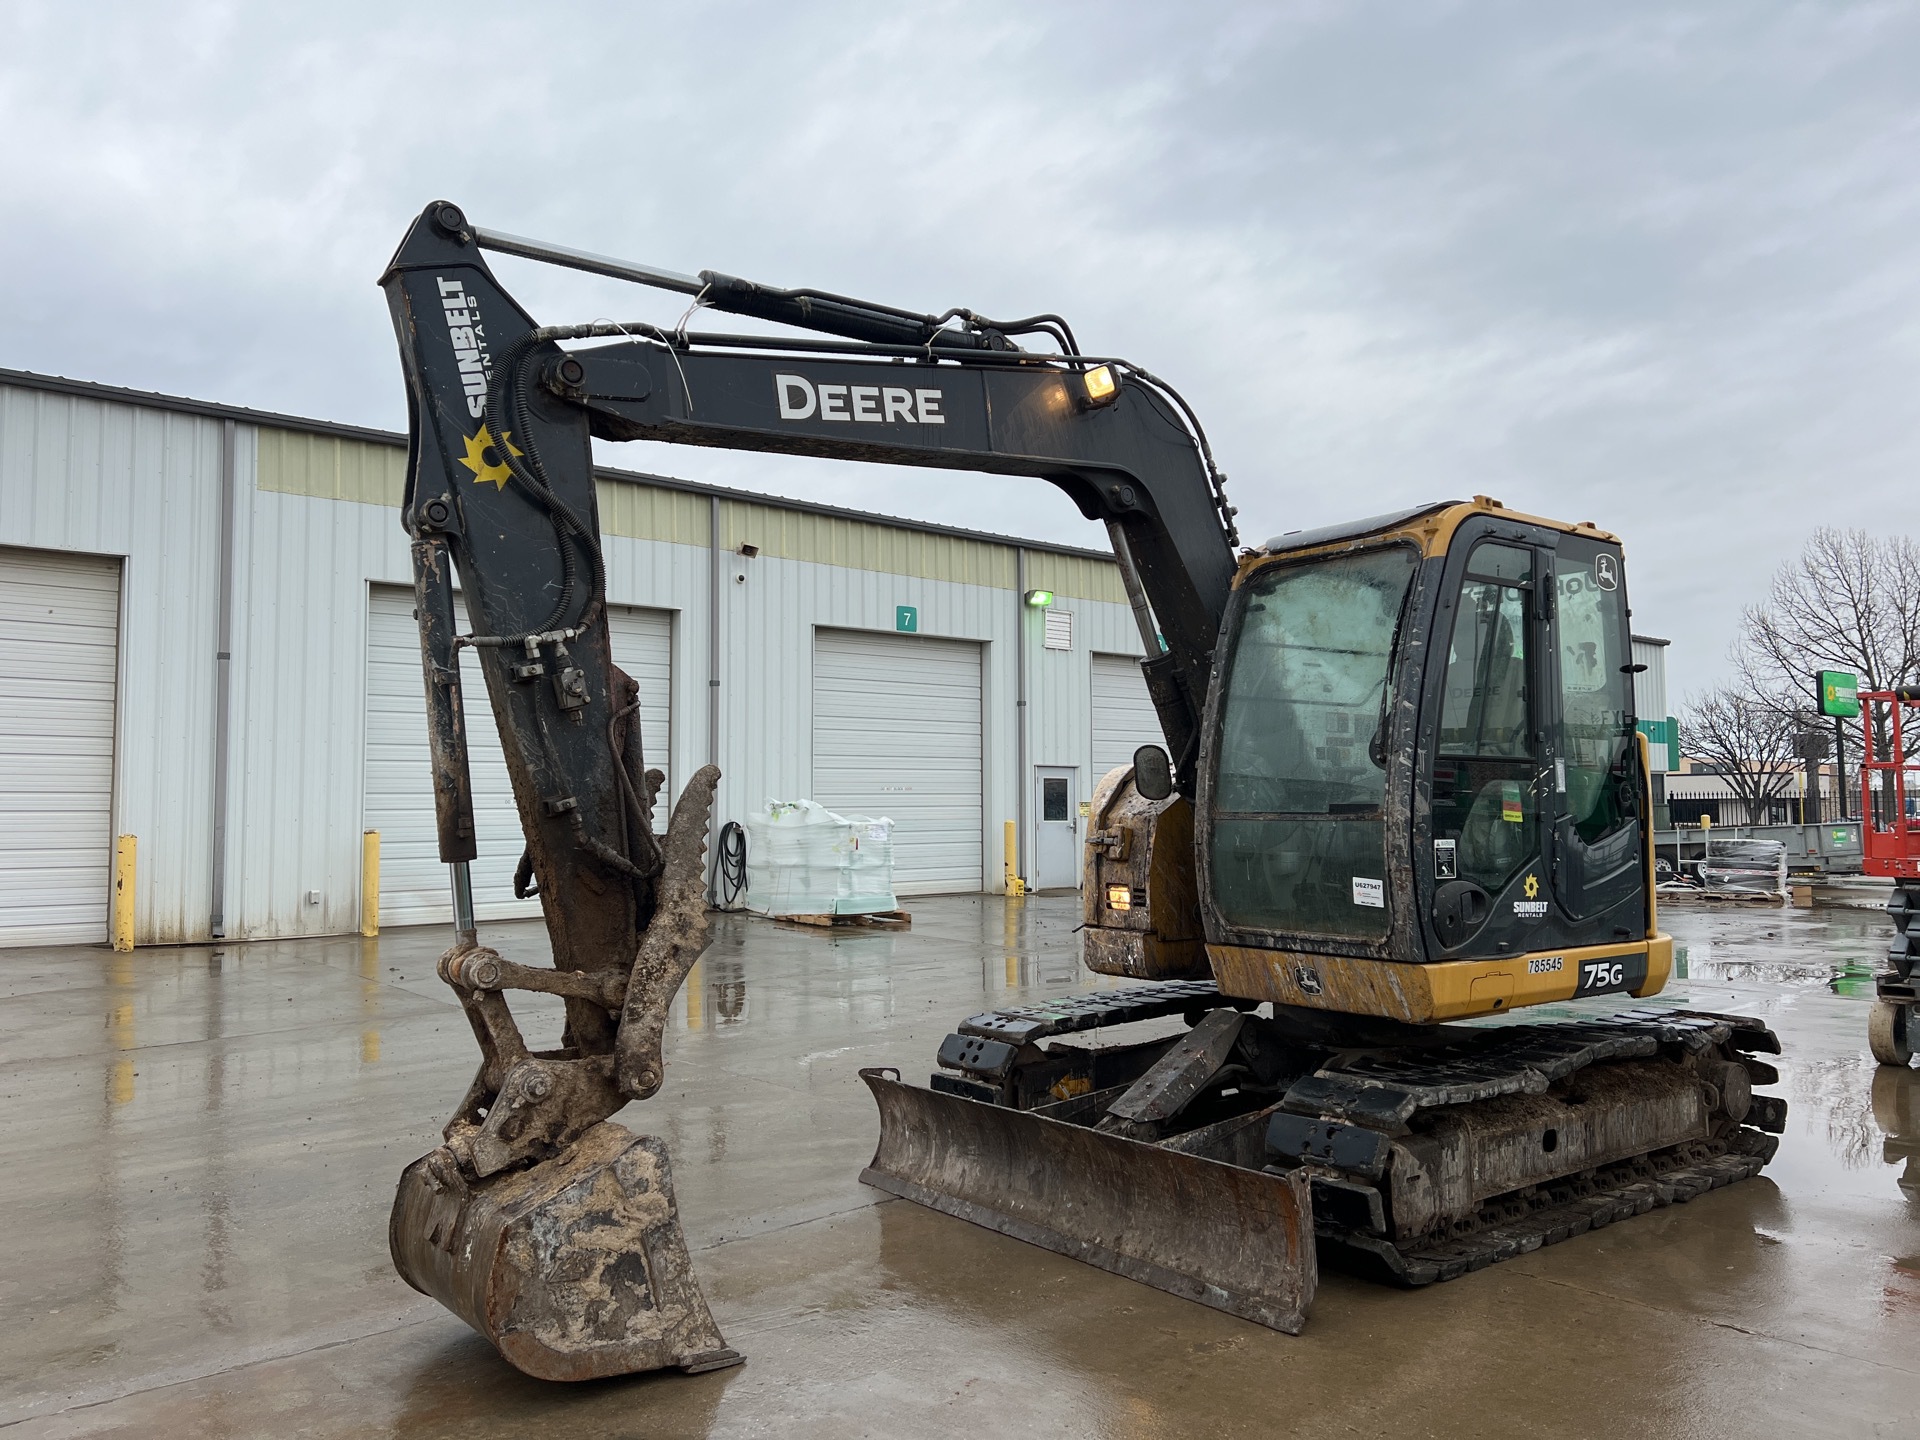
(710, 821, 748, 910)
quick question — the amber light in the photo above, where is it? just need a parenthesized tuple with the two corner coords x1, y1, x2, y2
(1081, 365, 1118, 406)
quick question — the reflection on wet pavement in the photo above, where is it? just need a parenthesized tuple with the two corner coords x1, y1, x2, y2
(0, 893, 1913, 1438)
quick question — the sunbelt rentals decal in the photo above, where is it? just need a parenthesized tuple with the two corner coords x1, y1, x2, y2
(435, 275, 522, 488)
(436, 277, 494, 419)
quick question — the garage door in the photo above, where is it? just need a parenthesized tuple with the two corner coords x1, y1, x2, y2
(0, 547, 119, 946)
(1091, 652, 1159, 782)
(364, 586, 673, 927)
(813, 628, 983, 894)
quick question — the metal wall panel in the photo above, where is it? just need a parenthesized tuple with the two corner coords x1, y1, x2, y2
(1632, 637, 1670, 725)
(1027, 601, 1141, 768)
(1027, 549, 1129, 604)
(722, 499, 1017, 587)
(256, 428, 405, 506)
(0, 384, 223, 945)
(223, 456, 405, 938)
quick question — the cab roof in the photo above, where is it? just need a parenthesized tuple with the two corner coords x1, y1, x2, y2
(1259, 502, 1456, 555)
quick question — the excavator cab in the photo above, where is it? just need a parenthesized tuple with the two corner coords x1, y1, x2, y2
(1077, 499, 1668, 1018)
(1193, 500, 1666, 1019)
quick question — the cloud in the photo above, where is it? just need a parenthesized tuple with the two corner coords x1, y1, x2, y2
(2, 0, 1915, 685)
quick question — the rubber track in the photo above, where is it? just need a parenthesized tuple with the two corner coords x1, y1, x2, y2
(1281, 1008, 1774, 1127)
(957, 981, 1227, 1043)
(1336, 1129, 1779, 1286)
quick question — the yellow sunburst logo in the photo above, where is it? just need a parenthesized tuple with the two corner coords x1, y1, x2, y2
(457, 426, 523, 490)
(1524, 874, 1540, 899)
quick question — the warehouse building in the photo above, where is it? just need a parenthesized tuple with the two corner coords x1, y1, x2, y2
(0, 369, 1162, 948)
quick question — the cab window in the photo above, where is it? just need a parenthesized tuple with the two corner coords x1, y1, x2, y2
(1210, 546, 1416, 939)
(1555, 538, 1637, 843)
(1431, 543, 1537, 894)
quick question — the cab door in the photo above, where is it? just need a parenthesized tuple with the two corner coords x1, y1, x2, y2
(1422, 533, 1550, 956)
(1543, 536, 1646, 933)
(1418, 522, 1648, 962)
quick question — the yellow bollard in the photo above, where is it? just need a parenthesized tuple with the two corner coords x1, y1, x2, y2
(685, 958, 705, 1031)
(361, 830, 381, 937)
(1004, 820, 1026, 897)
(111, 834, 136, 952)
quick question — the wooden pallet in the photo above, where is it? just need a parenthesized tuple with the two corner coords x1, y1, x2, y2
(774, 909, 912, 930)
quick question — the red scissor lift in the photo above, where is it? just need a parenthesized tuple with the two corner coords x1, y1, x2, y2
(1863, 686, 1920, 1065)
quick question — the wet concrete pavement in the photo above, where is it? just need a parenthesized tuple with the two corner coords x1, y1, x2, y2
(1, 894, 1915, 1438)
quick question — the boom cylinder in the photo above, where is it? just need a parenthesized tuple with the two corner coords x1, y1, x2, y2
(411, 538, 478, 865)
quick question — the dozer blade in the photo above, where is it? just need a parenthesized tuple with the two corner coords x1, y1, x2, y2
(858, 1068, 1316, 1333)
(390, 1121, 740, 1382)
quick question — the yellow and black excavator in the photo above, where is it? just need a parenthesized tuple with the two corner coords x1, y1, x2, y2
(379, 201, 1785, 1378)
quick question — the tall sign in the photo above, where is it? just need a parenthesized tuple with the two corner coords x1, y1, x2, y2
(1816, 670, 1859, 818)
(1818, 670, 1860, 718)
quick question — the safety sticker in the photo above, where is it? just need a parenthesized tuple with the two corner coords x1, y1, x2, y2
(1351, 877, 1385, 908)
(1501, 780, 1525, 824)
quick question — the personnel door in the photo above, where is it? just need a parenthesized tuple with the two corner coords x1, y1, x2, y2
(1033, 766, 1080, 890)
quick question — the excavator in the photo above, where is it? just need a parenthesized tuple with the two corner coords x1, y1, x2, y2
(379, 201, 1787, 1379)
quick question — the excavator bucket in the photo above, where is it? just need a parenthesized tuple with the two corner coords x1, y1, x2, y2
(859, 1069, 1316, 1333)
(390, 1121, 739, 1382)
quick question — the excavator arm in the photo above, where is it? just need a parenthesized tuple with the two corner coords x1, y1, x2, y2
(376, 200, 1240, 1380)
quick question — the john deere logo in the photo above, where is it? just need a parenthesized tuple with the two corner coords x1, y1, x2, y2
(1295, 964, 1323, 995)
(459, 426, 523, 490)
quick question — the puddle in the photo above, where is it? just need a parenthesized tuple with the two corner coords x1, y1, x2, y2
(1674, 939, 1889, 995)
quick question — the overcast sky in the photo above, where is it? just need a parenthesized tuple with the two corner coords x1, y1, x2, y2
(3, 2, 1915, 696)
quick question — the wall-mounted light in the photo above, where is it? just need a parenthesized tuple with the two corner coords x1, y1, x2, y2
(1024, 589, 1054, 607)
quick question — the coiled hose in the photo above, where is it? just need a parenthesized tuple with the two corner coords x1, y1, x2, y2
(710, 820, 748, 909)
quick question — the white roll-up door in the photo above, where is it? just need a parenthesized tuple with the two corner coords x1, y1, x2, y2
(0, 547, 120, 946)
(813, 628, 983, 894)
(363, 586, 673, 927)
(1091, 652, 1159, 781)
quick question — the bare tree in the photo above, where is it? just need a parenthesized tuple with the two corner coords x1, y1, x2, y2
(1679, 686, 1805, 824)
(1737, 528, 1920, 806)
(1741, 528, 1920, 709)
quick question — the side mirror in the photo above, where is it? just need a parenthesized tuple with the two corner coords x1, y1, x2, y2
(1133, 744, 1175, 801)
